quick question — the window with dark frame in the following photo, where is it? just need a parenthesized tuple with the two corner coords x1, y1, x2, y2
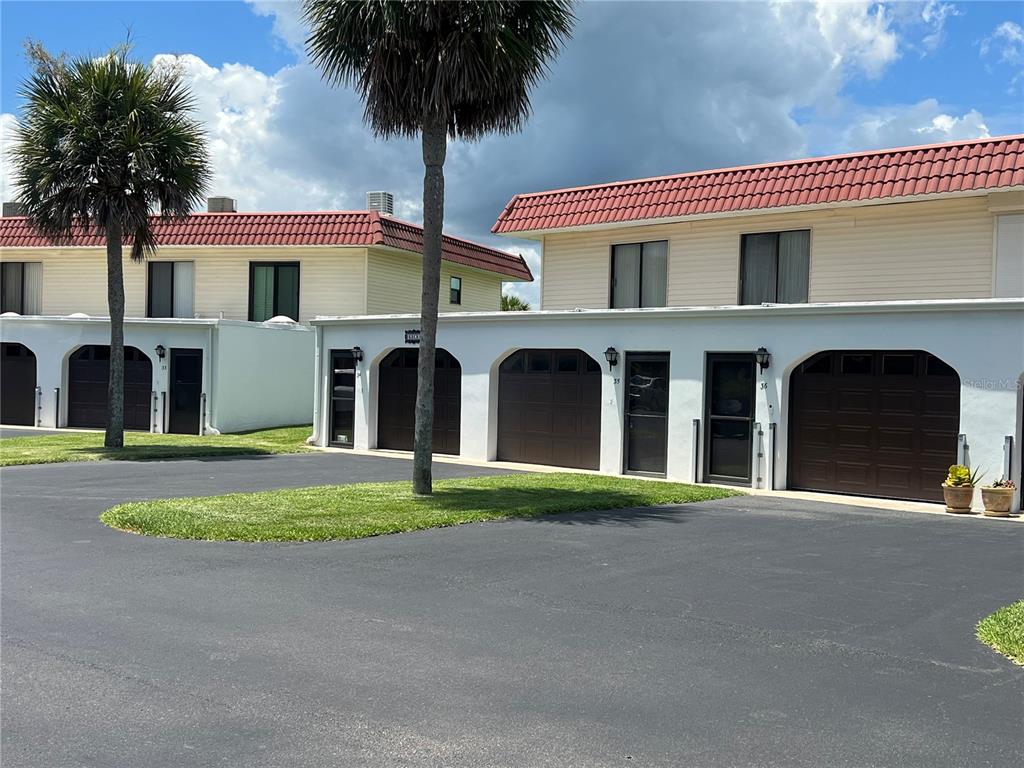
(1, 261, 41, 314)
(249, 262, 300, 322)
(611, 240, 668, 308)
(147, 261, 195, 318)
(739, 229, 810, 305)
(450, 275, 462, 305)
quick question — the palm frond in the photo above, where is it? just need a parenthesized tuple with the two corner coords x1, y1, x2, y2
(8, 42, 211, 259)
(303, 0, 576, 140)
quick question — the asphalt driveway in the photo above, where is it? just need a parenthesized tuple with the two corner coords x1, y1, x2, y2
(2, 453, 1021, 767)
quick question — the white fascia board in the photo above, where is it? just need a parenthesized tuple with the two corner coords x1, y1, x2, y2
(309, 297, 1024, 327)
(0, 315, 311, 332)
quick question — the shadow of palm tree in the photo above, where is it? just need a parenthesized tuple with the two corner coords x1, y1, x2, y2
(429, 485, 720, 527)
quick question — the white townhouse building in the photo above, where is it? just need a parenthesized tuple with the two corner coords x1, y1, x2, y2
(0, 195, 531, 434)
(310, 136, 1024, 511)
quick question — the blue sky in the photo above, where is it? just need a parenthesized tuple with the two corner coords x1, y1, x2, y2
(2, 1, 1022, 305)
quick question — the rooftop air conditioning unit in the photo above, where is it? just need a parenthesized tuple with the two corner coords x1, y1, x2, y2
(207, 196, 237, 213)
(366, 191, 394, 216)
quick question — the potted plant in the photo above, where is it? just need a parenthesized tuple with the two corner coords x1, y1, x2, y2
(942, 464, 981, 513)
(982, 479, 1016, 517)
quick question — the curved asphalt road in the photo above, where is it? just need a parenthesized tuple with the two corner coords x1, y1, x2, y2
(2, 452, 1022, 767)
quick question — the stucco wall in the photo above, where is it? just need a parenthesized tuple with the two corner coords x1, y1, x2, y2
(539, 195, 1010, 309)
(0, 317, 313, 434)
(313, 300, 1024, 511)
(211, 322, 314, 432)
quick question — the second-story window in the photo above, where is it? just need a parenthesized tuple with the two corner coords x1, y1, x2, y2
(449, 276, 462, 305)
(148, 261, 195, 318)
(611, 241, 667, 308)
(249, 262, 299, 322)
(740, 230, 810, 304)
(0, 262, 42, 314)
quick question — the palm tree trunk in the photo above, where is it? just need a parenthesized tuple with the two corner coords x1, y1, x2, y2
(104, 218, 126, 449)
(412, 118, 447, 495)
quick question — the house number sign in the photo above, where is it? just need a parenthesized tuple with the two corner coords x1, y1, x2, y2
(404, 329, 421, 345)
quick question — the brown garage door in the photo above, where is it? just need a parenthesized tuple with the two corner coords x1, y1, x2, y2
(68, 345, 153, 431)
(1, 343, 37, 426)
(498, 349, 601, 470)
(789, 350, 960, 502)
(377, 348, 460, 455)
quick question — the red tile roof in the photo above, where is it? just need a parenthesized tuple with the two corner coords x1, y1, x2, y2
(493, 135, 1024, 235)
(0, 210, 533, 281)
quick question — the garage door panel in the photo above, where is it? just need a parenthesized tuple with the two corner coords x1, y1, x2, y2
(836, 424, 872, 450)
(67, 346, 152, 431)
(377, 349, 460, 455)
(877, 465, 913, 491)
(878, 390, 917, 415)
(837, 388, 873, 413)
(498, 349, 600, 470)
(790, 350, 959, 503)
(834, 460, 873, 489)
(795, 423, 832, 449)
(1, 343, 37, 426)
(877, 427, 914, 453)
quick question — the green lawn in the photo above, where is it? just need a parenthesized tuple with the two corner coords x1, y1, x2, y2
(977, 600, 1024, 665)
(0, 425, 311, 467)
(100, 473, 742, 542)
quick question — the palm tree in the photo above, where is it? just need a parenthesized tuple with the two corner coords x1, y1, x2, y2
(10, 43, 210, 448)
(501, 292, 531, 311)
(304, 0, 575, 494)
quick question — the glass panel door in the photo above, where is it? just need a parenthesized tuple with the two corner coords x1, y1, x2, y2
(704, 354, 756, 484)
(624, 353, 669, 475)
(330, 350, 357, 448)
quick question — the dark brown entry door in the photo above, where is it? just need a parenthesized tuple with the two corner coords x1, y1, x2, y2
(168, 349, 203, 435)
(329, 349, 357, 447)
(624, 353, 669, 475)
(68, 345, 152, 430)
(377, 348, 461, 455)
(1, 343, 36, 425)
(704, 354, 756, 485)
(789, 350, 960, 502)
(497, 349, 601, 470)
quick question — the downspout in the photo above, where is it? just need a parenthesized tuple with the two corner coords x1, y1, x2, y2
(205, 323, 220, 435)
(308, 324, 323, 446)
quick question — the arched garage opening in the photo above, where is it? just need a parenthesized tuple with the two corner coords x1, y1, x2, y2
(789, 350, 960, 503)
(377, 348, 461, 455)
(68, 345, 153, 431)
(1, 343, 37, 425)
(497, 348, 601, 470)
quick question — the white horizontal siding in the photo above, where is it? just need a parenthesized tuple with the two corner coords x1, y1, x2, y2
(0, 246, 368, 321)
(538, 196, 998, 309)
(365, 248, 502, 314)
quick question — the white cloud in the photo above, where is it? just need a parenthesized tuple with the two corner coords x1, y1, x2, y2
(245, 1, 307, 55)
(808, 0, 900, 77)
(980, 20, 1024, 63)
(0, 112, 20, 202)
(979, 20, 1024, 94)
(840, 98, 989, 150)
(500, 244, 542, 308)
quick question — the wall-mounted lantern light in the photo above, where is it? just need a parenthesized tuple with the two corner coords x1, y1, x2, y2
(154, 344, 166, 360)
(755, 346, 771, 372)
(351, 346, 364, 363)
(604, 346, 619, 370)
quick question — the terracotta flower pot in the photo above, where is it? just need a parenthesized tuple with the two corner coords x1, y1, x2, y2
(981, 488, 1014, 517)
(942, 485, 974, 513)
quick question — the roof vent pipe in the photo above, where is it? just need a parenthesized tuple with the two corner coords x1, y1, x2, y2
(207, 196, 237, 213)
(366, 191, 394, 216)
